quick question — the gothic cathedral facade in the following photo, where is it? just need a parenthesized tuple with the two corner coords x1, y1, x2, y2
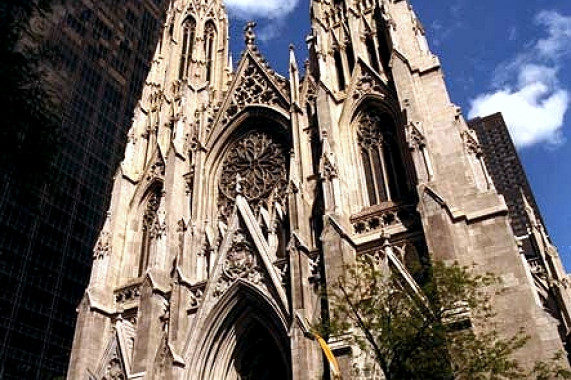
(68, 0, 571, 379)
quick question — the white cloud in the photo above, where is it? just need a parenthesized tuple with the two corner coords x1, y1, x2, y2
(535, 11, 571, 59)
(469, 66, 568, 148)
(468, 11, 571, 149)
(256, 22, 282, 42)
(224, 0, 299, 20)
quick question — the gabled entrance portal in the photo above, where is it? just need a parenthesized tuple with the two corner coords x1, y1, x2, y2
(192, 283, 292, 380)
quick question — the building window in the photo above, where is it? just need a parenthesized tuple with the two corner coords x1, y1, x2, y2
(139, 186, 162, 276)
(376, 22, 392, 76)
(204, 21, 217, 83)
(333, 48, 345, 91)
(356, 110, 403, 205)
(365, 34, 380, 72)
(179, 17, 196, 80)
(346, 42, 355, 73)
(218, 130, 288, 222)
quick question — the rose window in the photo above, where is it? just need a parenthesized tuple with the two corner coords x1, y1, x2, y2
(219, 131, 288, 219)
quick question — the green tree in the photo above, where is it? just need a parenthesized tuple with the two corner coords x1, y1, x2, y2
(323, 259, 571, 380)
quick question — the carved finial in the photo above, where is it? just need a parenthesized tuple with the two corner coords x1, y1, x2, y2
(235, 173, 244, 195)
(380, 229, 391, 247)
(244, 21, 257, 46)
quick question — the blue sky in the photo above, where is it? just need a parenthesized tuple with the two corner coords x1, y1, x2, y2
(224, 0, 571, 268)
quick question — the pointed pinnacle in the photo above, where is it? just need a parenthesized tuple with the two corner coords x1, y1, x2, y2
(244, 21, 257, 46)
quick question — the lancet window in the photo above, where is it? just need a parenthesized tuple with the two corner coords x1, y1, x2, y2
(204, 21, 217, 83)
(376, 18, 392, 76)
(333, 48, 346, 91)
(365, 34, 380, 72)
(357, 110, 404, 205)
(179, 17, 196, 80)
(346, 41, 355, 73)
(139, 185, 163, 277)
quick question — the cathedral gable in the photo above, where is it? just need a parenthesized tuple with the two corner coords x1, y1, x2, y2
(177, 0, 217, 18)
(93, 330, 130, 380)
(351, 59, 390, 99)
(194, 195, 289, 323)
(300, 72, 318, 107)
(208, 47, 291, 144)
(337, 58, 398, 127)
(148, 336, 185, 380)
(134, 149, 166, 195)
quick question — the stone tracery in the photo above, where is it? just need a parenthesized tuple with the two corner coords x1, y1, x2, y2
(356, 109, 404, 206)
(218, 131, 288, 220)
(139, 187, 164, 276)
(221, 62, 288, 127)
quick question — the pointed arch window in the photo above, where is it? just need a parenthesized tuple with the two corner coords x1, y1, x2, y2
(346, 41, 355, 73)
(139, 186, 163, 277)
(204, 21, 217, 83)
(333, 48, 346, 91)
(179, 17, 196, 80)
(357, 111, 404, 205)
(376, 18, 392, 76)
(365, 34, 380, 72)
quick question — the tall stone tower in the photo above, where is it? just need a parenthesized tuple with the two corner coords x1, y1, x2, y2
(67, 0, 571, 379)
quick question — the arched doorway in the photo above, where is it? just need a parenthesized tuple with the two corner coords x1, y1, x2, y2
(192, 283, 291, 380)
(232, 317, 289, 380)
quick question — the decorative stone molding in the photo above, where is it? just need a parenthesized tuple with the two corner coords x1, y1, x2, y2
(188, 282, 206, 313)
(320, 154, 338, 181)
(406, 121, 426, 150)
(461, 130, 482, 156)
(149, 218, 167, 240)
(352, 70, 385, 99)
(308, 252, 321, 284)
(183, 167, 195, 195)
(222, 231, 259, 280)
(274, 258, 289, 287)
(103, 357, 126, 380)
(244, 21, 257, 46)
(115, 283, 142, 305)
(212, 230, 264, 298)
(93, 231, 111, 260)
(406, 121, 434, 180)
(528, 257, 547, 278)
(350, 204, 419, 235)
(146, 158, 166, 182)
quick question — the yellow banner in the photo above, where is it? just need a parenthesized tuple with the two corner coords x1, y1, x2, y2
(312, 332, 341, 379)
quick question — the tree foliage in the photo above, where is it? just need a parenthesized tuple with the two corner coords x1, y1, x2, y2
(323, 259, 571, 380)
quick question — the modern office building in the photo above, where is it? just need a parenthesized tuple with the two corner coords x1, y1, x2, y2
(0, 1, 166, 378)
(67, 0, 571, 379)
(469, 113, 544, 255)
(469, 112, 571, 340)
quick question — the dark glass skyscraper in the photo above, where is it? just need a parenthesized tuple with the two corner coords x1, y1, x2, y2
(0, 1, 166, 378)
(468, 112, 545, 257)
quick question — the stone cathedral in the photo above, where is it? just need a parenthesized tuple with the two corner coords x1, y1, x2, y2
(67, 0, 571, 379)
